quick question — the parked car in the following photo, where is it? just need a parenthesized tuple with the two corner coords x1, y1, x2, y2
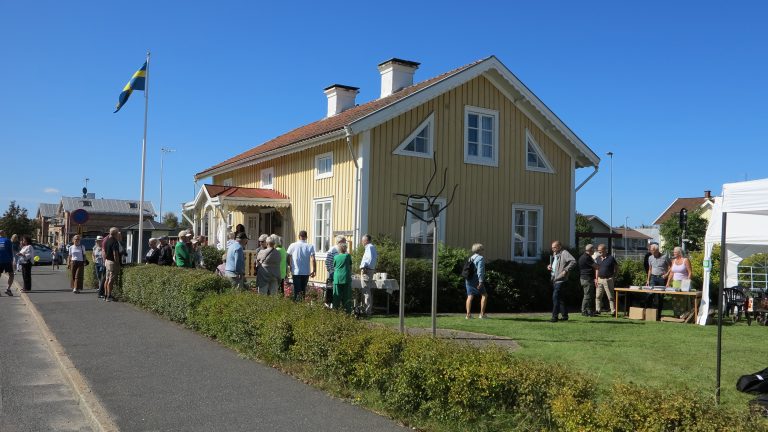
(31, 243, 53, 265)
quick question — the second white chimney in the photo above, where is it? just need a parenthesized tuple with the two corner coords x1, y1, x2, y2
(378, 58, 420, 98)
(324, 84, 359, 117)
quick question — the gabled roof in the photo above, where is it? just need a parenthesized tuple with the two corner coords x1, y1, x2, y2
(123, 220, 174, 230)
(615, 227, 652, 240)
(60, 197, 155, 217)
(653, 197, 713, 225)
(204, 184, 288, 200)
(37, 203, 59, 218)
(583, 214, 611, 232)
(195, 55, 599, 180)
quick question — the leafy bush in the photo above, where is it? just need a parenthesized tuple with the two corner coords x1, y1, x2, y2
(615, 258, 647, 287)
(199, 245, 223, 272)
(118, 264, 766, 431)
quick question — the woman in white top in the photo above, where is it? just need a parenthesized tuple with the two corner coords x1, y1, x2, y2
(17, 236, 34, 292)
(67, 235, 87, 293)
(666, 246, 692, 289)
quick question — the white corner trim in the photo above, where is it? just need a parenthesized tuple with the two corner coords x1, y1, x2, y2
(358, 130, 371, 239)
(463, 105, 499, 167)
(260, 167, 275, 189)
(525, 129, 555, 174)
(393, 112, 434, 159)
(314, 152, 334, 180)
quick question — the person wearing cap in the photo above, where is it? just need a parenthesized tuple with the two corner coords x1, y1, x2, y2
(175, 230, 195, 268)
(145, 238, 160, 264)
(93, 235, 107, 298)
(225, 232, 248, 289)
(157, 236, 174, 266)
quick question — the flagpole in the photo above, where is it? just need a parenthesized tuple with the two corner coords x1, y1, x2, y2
(137, 50, 150, 263)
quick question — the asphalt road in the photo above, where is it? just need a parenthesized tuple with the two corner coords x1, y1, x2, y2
(0, 273, 93, 432)
(21, 267, 407, 432)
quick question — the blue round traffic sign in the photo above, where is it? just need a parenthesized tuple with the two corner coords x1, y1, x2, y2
(71, 209, 90, 225)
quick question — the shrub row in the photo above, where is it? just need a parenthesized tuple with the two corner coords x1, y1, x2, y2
(117, 265, 765, 431)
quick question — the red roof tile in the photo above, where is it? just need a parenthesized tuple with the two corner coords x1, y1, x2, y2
(196, 58, 488, 178)
(204, 184, 288, 200)
(653, 197, 712, 225)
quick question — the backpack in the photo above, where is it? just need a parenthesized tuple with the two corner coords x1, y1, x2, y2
(737, 367, 768, 394)
(460, 256, 476, 279)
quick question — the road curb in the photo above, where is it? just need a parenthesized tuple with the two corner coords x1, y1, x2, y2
(12, 278, 120, 432)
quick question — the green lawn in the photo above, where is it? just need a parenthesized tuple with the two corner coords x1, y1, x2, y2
(371, 312, 767, 409)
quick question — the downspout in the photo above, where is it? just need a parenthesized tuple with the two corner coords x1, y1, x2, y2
(575, 165, 599, 192)
(344, 126, 361, 243)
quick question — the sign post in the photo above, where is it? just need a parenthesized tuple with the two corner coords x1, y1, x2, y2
(71, 209, 90, 240)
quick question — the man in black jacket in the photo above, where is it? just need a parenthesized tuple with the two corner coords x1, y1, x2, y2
(578, 244, 599, 317)
(157, 236, 174, 266)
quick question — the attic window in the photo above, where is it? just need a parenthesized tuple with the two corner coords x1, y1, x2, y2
(525, 129, 554, 174)
(393, 113, 433, 159)
(129, 202, 138, 209)
(81, 200, 92, 207)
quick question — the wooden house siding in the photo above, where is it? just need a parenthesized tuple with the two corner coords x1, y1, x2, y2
(366, 75, 573, 260)
(213, 138, 358, 281)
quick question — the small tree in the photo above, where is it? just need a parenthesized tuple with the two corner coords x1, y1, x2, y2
(575, 213, 592, 249)
(659, 208, 707, 253)
(163, 212, 179, 228)
(0, 201, 38, 238)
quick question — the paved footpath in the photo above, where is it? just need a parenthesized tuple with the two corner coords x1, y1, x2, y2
(0, 272, 93, 432)
(14, 267, 408, 432)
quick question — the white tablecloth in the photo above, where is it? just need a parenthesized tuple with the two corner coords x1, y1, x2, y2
(350, 276, 400, 294)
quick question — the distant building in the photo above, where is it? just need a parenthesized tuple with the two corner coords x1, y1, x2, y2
(36, 203, 60, 245)
(653, 190, 715, 249)
(614, 227, 651, 254)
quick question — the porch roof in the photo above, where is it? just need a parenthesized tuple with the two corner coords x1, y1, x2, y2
(185, 184, 291, 210)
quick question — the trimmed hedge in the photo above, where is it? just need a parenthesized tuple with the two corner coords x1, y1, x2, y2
(119, 265, 766, 431)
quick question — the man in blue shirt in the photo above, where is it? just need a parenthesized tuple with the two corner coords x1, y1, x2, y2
(225, 232, 248, 290)
(0, 230, 14, 296)
(287, 230, 316, 301)
(359, 234, 378, 316)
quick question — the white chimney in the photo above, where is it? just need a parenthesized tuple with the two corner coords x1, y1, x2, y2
(378, 58, 420, 98)
(324, 84, 359, 117)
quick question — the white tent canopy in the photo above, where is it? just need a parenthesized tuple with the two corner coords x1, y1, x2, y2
(700, 177, 768, 325)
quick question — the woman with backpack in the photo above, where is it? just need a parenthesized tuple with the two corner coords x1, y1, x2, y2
(463, 243, 488, 319)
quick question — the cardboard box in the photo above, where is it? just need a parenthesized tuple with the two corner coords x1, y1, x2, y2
(644, 308, 659, 321)
(628, 307, 645, 320)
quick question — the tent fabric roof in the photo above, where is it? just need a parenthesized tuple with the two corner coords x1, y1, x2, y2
(38, 203, 59, 218)
(721, 177, 768, 216)
(60, 197, 155, 216)
(195, 59, 485, 179)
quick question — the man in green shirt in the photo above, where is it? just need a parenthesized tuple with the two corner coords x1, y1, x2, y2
(175, 230, 195, 268)
(273, 235, 287, 295)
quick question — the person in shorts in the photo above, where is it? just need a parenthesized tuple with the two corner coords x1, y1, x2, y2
(0, 230, 14, 296)
(464, 243, 487, 319)
(103, 227, 122, 302)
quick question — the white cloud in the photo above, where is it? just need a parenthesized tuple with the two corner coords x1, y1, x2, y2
(43, 188, 60, 194)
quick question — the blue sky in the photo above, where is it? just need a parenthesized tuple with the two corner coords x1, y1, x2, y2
(1, 0, 766, 230)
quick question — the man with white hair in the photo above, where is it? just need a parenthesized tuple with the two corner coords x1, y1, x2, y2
(256, 235, 281, 295)
(645, 243, 670, 320)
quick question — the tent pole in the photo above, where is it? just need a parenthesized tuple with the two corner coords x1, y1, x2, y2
(716, 211, 727, 405)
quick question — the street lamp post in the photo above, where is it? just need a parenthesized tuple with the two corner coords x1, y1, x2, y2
(607, 151, 614, 253)
(624, 216, 629, 259)
(159, 147, 175, 223)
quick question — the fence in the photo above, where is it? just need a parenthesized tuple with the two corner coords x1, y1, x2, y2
(738, 261, 768, 289)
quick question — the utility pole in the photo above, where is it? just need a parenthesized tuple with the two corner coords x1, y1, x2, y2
(159, 147, 175, 223)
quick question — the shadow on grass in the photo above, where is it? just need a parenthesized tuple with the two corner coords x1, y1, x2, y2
(496, 316, 644, 325)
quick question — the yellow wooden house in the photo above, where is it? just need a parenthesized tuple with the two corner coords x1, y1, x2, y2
(187, 56, 600, 281)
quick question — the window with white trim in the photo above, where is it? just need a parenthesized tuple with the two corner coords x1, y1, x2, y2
(406, 197, 446, 244)
(393, 113, 434, 158)
(512, 204, 543, 261)
(312, 198, 332, 252)
(315, 152, 333, 179)
(260, 168, 274, 189)
(525, 129, 554, 173)
(464, 106, 498, 167)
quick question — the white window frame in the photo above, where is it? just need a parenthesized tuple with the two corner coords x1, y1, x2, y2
(463, 105, 499, 167)
(312, 197, 333, 253)
(511, 204, 544, 262)
(222, 178, 233, 187)
(405, 197, 446, 244)
(393, 112, 434, 159)
(524, 129, 555, 174)
(314, 152, 333, 179)
(260, 167, 274, 189)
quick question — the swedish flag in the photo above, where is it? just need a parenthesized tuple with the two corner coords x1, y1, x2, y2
(114, 61, 147, 113)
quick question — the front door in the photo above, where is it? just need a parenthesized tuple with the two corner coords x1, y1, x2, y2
(246, 214, 259, 250)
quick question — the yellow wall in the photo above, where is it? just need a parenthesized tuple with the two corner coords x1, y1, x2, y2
(213, 138, 358, 281)
(366, 75, 573, 260)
